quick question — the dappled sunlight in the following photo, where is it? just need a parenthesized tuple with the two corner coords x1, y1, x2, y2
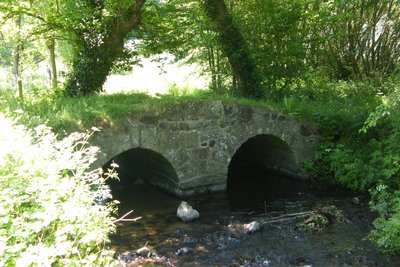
(1, 0, 400, 264)
(104, 56, 209, 95)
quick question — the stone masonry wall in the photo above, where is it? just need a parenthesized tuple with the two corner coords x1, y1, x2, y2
(90, 100, 318, 196)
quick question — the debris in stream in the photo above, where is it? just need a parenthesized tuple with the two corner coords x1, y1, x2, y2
(229, 205, 348, 233)
(116, 249, 175, 267)
(297, 205, 348, 232)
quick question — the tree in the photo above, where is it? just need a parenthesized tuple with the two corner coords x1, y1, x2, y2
(0, 0, 63, 96)
(231, 0, 308, 97)
(0, 0, 148, 96)
(12, 15, 23, 100)
(64, 0, 146, 96)
(46, 36, 58, 90)
(135, 0, 233, 93)
(306, 0, 400, 82)
(202, 0, 263, 98)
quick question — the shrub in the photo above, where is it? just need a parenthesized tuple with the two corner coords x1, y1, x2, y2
(362, 87, 400, 254)
(307, 80, 400, 254)
(0, 114, 117, 266)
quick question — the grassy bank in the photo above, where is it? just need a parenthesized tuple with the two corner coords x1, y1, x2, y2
(0, 88, 278, 134)
(0, 82, 377, 135)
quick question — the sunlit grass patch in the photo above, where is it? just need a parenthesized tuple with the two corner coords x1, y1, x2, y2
(1, 86, 276, 133)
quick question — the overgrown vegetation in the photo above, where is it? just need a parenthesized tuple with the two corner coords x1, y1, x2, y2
(302, 79, 400, 254)
(0, 85, 276, 134)
(0, 115, 118, 266)
(1, 0, 400, 258)
(1, 79, 400, 256)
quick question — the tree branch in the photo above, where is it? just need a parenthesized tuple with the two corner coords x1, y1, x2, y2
(110, 210, 142, 225)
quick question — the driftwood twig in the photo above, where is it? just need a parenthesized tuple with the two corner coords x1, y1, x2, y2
(258, 211, 314, 225)
(111, 210, 142, 225)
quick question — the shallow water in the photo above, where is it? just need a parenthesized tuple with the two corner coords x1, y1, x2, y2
(110, 184, 400, 266)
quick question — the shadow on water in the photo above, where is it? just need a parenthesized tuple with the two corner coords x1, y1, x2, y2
(227, 164, 311, 212)
(106, 136, 399, 266)
(109, 173, 400, 266)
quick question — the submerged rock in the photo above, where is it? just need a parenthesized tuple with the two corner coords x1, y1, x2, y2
(177, 201, 200, 222)
(352, 197, 360, 205)
(136, 246, 150, 257)
(175, 247, 193, 256)
(243, 221, 261, 234)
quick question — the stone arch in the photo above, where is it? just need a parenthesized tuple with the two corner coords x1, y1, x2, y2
(227, 134, 307, 209)
(90, 100, 318, 197)
(103, 148, 180, 195)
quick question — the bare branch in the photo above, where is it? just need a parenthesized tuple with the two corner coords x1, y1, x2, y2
(110, 210, 142, 225)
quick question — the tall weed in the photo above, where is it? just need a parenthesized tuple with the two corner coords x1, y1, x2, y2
(0, 115, 117, 266)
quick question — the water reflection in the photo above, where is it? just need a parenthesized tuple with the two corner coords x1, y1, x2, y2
(111, 182, 181, 216)
(228, 164, 310, 212)
(110, 181, 400, 266)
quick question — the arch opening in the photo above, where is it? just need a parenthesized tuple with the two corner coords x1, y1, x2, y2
(103, 148, 180, 213)
(227, 134, 308, 211)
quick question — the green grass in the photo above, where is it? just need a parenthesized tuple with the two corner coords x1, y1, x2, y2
(1, 88, 283, 134)
(0, 81, 380, 137)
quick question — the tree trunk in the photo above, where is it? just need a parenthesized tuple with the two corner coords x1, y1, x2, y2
(216, 48, 222, 89)
(203, 0, 263, 98)
(12, 16, 23, 101)
(47, 37, 58, 90)
(207, 45, 217, 90)
(65, 0, 146, 96)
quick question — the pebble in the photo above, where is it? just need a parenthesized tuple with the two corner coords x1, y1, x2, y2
(352, 197, 360, 205)
(175, 247, 193, 256)
(243, 221, 261, 234)
(136, 246, 150, 257)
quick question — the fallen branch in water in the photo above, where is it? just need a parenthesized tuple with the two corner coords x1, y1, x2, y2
(110, 210, 142, 225)
(258, 206, 347, 232)
(258, 211, 314, 225)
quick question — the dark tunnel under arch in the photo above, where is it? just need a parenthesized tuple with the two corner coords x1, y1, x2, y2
(227, 134, 308, 210)
(103, 148, 179, 196)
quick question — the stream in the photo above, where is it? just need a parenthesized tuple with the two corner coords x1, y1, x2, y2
(110, 183, 400, 266)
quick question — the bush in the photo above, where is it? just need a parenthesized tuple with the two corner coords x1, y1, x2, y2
(0, 114, 117, 266)
(363, 86, 400, 254)
(306, 80, 400, 254)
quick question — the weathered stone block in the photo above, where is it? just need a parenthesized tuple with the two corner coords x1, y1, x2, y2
(223, 105, 238, 117)
(89, 100, 318, 197)
(238, 105, 254, 122)
(184, 100, 223, 120)
(139, 126, 157, 149)
(184, 131, 199, 148)
(164, 106, 184, 121)
(139, 114, 159, 125)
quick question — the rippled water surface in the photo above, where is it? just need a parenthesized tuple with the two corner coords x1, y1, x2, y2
(110, 184, 400, 266)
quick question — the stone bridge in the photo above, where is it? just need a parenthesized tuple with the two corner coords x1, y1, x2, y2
(90, 100, 318, 197)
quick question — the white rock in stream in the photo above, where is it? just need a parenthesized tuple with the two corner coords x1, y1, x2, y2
(136, 246, 150, 257)
(243, 221, 261, 234)
(176, 201, 200, 222)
